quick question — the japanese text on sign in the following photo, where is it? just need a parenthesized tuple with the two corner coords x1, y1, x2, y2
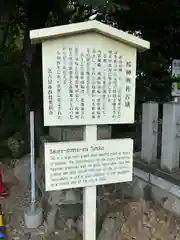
(43, 45, 135, 126)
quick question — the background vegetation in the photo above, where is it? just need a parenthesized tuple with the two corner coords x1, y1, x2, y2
(0, 0, 179, 157)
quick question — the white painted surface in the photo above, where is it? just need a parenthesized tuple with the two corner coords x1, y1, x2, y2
(30, 20, 150, 51)
(44, 138, 133, 191)
(161, 103, 180, 172)
(172, 59, 180, 97)
(141, 102, 158, 163)
(83, 186, 96, 240)
(83, 125, 97, 240)
(42, 35, 136, 126)
(30, 111, 36, 211)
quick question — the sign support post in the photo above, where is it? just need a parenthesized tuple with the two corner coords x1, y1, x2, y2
(83, 125, 97, 240)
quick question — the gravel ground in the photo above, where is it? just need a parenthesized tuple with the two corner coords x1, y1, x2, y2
(0, 163, 82, 240)
(0, 158, 124, 240)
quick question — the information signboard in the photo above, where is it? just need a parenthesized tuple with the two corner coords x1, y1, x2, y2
(45, 138, 133, 191)
(172, 59, 180, 97)
(42, 35, 136, 126)
(30, 21, 150, 240)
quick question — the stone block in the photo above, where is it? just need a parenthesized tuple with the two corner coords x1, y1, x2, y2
(141, 102, 159, 163)
(161, 102, 180, 172)
(14, 154, 30, 184)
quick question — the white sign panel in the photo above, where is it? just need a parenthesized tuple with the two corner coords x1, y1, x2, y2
(172, 59, 180, 97)
(42, 34, 136, 126)
(45, 138, 133, 191)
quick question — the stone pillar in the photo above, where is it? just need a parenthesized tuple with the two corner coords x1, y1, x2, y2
(62, 126, 83, 141)
(49, 125, 111, 142)
(161, 102, 180, 172)
(49, 126, 63, 140)
(141, 102, 159, 163)
(97, 125, 111, 140)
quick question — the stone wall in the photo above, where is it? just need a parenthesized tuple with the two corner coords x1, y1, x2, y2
(132, 167, 180, 216)
(49, 125, 112, 141)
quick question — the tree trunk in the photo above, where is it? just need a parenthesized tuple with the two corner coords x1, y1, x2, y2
(22, 1, 54, 154)
(0, 0, 12, 48)
(22, 0, 71, 155)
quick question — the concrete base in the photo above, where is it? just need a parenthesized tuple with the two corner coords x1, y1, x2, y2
(24, 207, 43, 229)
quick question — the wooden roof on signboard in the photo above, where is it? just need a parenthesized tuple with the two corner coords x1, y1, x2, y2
(30, 20, 150, 52)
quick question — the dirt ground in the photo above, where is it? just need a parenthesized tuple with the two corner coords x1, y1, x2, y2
(1, 160, 180, 240)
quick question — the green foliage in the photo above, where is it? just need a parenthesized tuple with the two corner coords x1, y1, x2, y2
(113, 0, 180, 105)
(0, 4, 25, 144)
(76, 0, 107, 7)
(0, 0, 180, 155)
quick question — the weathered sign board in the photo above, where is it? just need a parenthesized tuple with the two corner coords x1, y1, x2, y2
(45, 139, 133, 191)
(30, 20, 150, 240)
(42, 42, 136, 126)
(31, 21, 149, 126)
